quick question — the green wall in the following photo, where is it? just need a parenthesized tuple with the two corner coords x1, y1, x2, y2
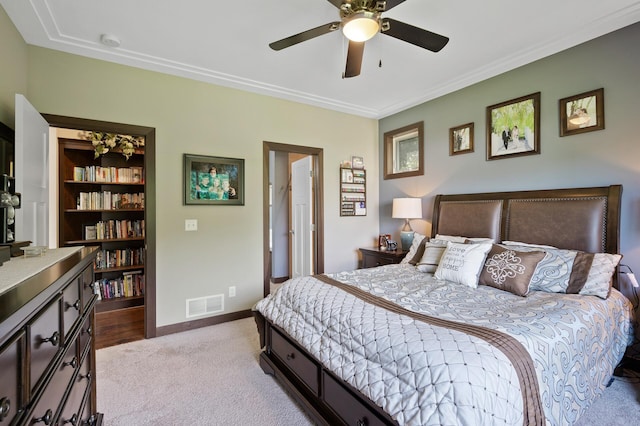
(1, 5, 379, 328)
(0, 6, 27, 127)
(379, 22, 640, 281)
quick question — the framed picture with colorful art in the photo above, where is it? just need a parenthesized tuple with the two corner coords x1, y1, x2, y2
(183, 154, 244, 205)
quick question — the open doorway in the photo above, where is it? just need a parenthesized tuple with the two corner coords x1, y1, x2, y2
(263, 142, 324, 297)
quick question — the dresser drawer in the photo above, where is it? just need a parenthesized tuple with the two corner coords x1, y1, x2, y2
(80, 265, 95, 313)
(29, 296, 62, 393)
(271, 329, 319, 394)
(58, 353, 91, 426)
(322, 371, 388, 426)
(27, 338, 79, 425)
(0, 332, 24, 424)
(78, 314, 93, 359)
(62, 277, 82, 338)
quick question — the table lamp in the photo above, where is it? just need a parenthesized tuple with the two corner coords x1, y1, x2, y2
(392, 198, 422, 251)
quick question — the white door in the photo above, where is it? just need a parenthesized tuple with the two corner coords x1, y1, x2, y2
(15, 94, 50, 247)
(290, 156, 313, 277)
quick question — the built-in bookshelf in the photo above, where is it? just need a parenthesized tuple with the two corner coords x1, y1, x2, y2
(58, 137, 146, 348)
(340, 167, 366, 216)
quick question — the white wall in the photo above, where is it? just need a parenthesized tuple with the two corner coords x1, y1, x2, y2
(379, 22, 640, 278)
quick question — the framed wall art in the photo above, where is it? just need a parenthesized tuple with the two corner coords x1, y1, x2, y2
(486, 92, 540, 160)
(449, 122, 474, 156)
(183, 154, 244, 205)
(559, 88, 604, 137)
(383, 121, 424, 179)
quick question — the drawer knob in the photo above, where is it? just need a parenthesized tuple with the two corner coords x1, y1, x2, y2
(84, 326, 93, 336)
(356, 418, 369, 426)
(80, 371, 92, 381)
(34, 409, 53, 424)
(62, 413, 78, 425)
(64, 356, 78, 369)
(0, 397, 11, 421)
(41, 331, 60, 347)
(66, 299, 81, 311)
(285, 352, 295, 361)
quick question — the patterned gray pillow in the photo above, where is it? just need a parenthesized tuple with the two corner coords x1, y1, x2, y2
(499, 242, 621, 298)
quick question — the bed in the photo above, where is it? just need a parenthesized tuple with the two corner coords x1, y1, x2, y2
(254, 185, 635, 426)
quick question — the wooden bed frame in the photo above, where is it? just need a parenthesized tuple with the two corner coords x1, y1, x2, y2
(255, 185, 623, 425)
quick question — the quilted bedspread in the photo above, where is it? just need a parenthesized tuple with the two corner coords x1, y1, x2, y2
(255, 264, 634, 426)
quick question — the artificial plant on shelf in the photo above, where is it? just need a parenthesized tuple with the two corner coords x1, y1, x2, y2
(87, 131, 144, 160)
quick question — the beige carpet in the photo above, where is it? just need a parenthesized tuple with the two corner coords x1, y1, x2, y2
(97, 318, 640, 425)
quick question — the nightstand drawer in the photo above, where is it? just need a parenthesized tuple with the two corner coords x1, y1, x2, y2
(360, 248, 408, 269)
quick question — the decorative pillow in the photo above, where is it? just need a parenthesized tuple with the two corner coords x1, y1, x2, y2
(577, 253, 622, 298)
(416, 240, 448, 273)
(478, 245, 546, 296)
(400, 233, 427, 264)
(435, 234, 468, 243)
(434, 242, 493, 288)
(498, 243, 622, 298)
(436, 234, 495, 244)
(501, 241, 558, 249)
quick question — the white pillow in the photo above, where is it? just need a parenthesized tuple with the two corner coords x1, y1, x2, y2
(416, 241, 448, 273)
(435, 234, 467, 243)
(434, 242, 493, 288)
(400, 233, 426, 264)
(436, 234, 495, 243)
(501, 241, 558, 249)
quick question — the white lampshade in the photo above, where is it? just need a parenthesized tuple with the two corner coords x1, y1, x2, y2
(392, 198, 422, 220)
(392, 198, 422, 251)
(342, 12, 380, 42)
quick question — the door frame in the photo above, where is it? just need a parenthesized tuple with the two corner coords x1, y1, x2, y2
(263, 141, 324, 297)
(43, 114, 157, 338)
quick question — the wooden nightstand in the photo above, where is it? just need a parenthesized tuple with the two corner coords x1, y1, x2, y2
(359, 247, 409, 269)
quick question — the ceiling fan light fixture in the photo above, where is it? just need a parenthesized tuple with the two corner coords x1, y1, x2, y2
(342, 11, 380, 42)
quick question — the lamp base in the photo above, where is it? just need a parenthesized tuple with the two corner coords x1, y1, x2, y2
(400, 231, 414, 251)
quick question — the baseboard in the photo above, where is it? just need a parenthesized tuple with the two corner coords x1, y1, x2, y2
(155, 309, 252, 337)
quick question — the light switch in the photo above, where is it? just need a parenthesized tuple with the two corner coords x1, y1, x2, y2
(185, 219, 198, 231)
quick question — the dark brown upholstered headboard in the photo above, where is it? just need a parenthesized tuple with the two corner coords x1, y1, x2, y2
(432, 185, 622, 255)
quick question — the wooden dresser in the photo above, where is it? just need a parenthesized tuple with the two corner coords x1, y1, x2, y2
(0, 246, 102, 426)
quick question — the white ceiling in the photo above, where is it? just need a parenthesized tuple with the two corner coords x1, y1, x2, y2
(3, 0, 640, 119)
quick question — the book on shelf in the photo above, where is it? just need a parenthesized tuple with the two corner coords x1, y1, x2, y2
(71, 165, 145, 183)
(84, 225, 97, 240)
(93, 271, 145, 301)
(94, 247, 145, 270)
(73, 167, 85, 181)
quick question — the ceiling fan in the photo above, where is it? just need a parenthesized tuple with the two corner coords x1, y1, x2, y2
(269, 0, 450, 78)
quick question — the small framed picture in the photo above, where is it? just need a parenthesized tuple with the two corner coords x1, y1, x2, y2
(486, 92, 540, 160)
(351, 156, 364, 169)
(559, 88, 604, 137)
(183, 154, 244, 205)
(449, 122, 474, 156)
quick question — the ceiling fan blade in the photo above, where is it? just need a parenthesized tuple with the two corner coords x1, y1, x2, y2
(326, 0, 343, 8)
(381, 18, 449, 52)
(344, 41, 365, 78)
(382, 0, 408, 11)
(269, 22, 341, 51)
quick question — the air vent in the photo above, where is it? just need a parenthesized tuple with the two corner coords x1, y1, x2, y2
(186, 294, 224, 318)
